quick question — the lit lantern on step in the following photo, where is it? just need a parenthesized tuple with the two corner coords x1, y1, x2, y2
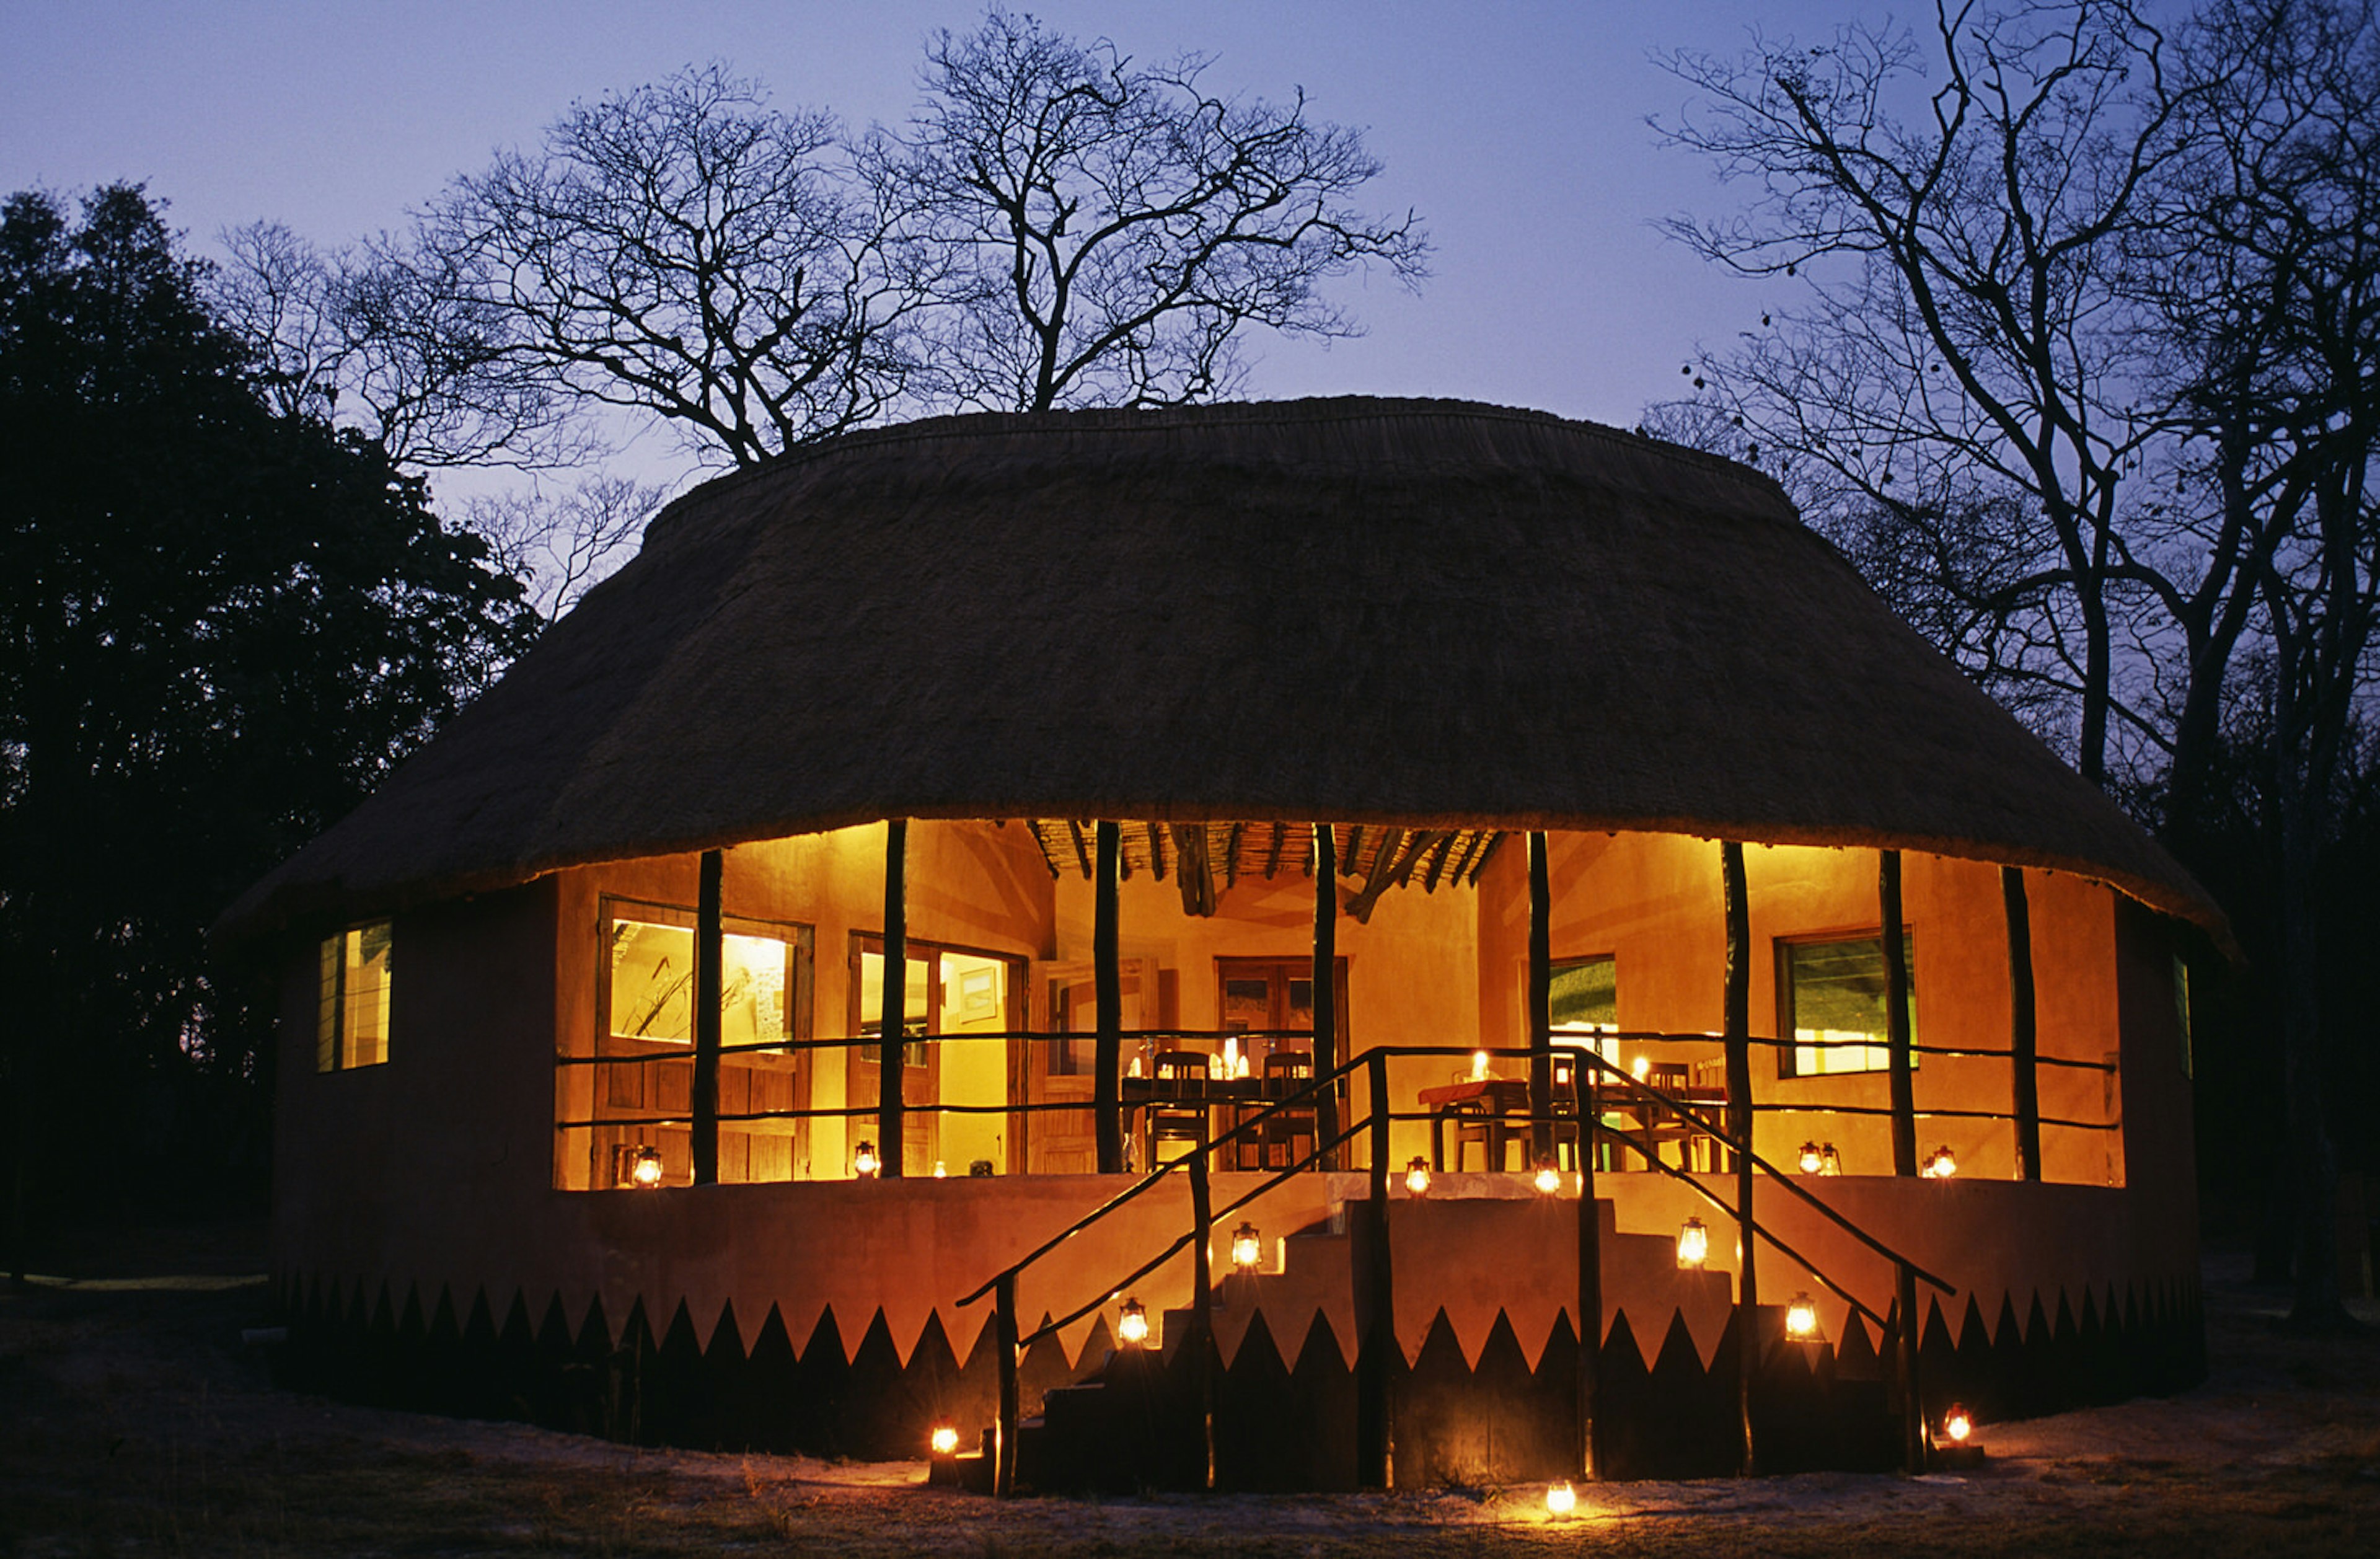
(930, 1423, 959, 1456)
(1798, 1141, 1824, 1175)
(1924, 1144, 1957, 1179)
(1784, 1291, 1823, 1343)
(1117, 1297, 1149, 1347)
(1676, 1216, 1710, 1269)
(630, 1144, 665, 1188)
(1231, 1222, 1262, 1273)
(1534, 1161, 1562, 1196)
(1546, 1479, 1577, 1517)
(853, 1141, 880, 1180)
(1933, 1400, 1985, 1466)
(927, 1421, 962, 1485)
(1942, 1402, 1973, 1445)
(1406, 1157, 1432, 1197)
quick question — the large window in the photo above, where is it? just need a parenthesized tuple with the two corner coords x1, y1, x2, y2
(572, 898, 814, 1189)
(1550, 955, 1618, 1060)
(316, 921, 392, 1071)
(1779, 934, 1915, 1077)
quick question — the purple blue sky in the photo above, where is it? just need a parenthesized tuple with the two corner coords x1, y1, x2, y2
(2, 1, 1858, 493)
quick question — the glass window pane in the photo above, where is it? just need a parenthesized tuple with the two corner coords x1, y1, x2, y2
(610, 919, 695, 1043)
(1550, 956, 1617, 1030)
(1787, 936, 1913, 1075)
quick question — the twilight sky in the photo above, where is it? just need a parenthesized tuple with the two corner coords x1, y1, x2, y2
(1, 0, 1858, 495)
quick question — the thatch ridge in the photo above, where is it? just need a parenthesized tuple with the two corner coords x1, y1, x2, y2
(219, 396, 2221, 947)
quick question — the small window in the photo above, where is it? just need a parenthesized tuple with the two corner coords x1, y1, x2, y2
(1551, 955, 1619, 1061)
(317, 920, 392, 1071)
(1779, 934, 1915, 1077)
(604, 901, 806, 1050)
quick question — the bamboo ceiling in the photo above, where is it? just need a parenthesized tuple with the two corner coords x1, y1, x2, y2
(1020, 821, 1505, 921)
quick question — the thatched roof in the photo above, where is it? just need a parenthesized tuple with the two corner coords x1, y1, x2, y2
(219, 397, 2222, 945)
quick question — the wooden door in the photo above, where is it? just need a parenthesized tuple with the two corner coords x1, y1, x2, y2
(847, 940, 936, 1172)
(1028, 958, 1155, 1173)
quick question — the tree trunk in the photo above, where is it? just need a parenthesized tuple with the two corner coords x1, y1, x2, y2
(2280, 767, 2350, 1329)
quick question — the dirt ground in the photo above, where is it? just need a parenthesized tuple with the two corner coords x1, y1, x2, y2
(3, 1223, 2375, 1557)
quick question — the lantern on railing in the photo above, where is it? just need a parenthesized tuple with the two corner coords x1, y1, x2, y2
(932, 1159, 948, 1179)
(1820, 1142, 1843, 1176)
(1784, 1292, 1823, 1343)
(1406, 1157, 1432, 1197)
(1797, 1141, 1824, 1175)
(1632, 1054, 1651, 1082)
(1231, 1222, 1262, 1273)
(1533, 1160, 1563, 1195)
(1924, 1144, 1958, 1178)
(1546, 1479, 1577, 1517)
(853, 1141, 880, 1180)
(1676, 1217, 1709, 1269)
(630, 1144, 664, 1188)
(1117, 1297, 1149, 1347)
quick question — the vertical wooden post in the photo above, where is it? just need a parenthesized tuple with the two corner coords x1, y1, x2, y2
(1895, 1261, 1926, 1473)
(1189, 1148, 1216, 1490)
(1574, 1040, 1602, 1480)
(692, 849, 724, 1186)
(1528, 831, 1554, 1167)
(1355, 1053, 1395, 1488)
(1313, 824, 1340, 1170)
(1720, 840, 1758, 1475)
(879, 821, 908, 1178)
(2003, 866, 2043, 1181)
(1881, 850, 1917, 1178)
(1093, 821, 1124, 1173)
(994, 1272, 1020, 1496)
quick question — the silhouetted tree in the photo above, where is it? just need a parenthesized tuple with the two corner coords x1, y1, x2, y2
(869, 7, 1429, 412)
(0, 185, 537, 1265)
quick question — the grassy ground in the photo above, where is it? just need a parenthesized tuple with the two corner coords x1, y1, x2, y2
(3, 1225, 2375, 1557)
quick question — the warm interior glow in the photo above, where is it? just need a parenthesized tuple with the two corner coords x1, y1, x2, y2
(1471, 1050, 1491, 1080)
(630, 1145, 664, 1188)
(1798, 1141, 1824, 1175)
(1534, 1163, 1562, 1195)
(1546, 1480, 1577, 1516)
(930, 1424, 960, 1457)
(1677, 1217, 1709, 1268)
(1231, 1222, 1262, 1271)
(1944, 1403, 1973, 1443)
(1117, 1299, 1149, 1346)
(1925, 1145, 1958, 1178)
(1406, 1157, 1432, 1196)
(853, 1141, 880, 1178)
(1784, 1292, 1822, 1340)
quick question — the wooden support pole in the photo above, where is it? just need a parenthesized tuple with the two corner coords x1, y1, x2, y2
(2004, 865, 2043, 1182)
(1721, 840, 1758, 1475)
(1094, 821, 1124, 1173)
(1575, 1039, 1602, 1480)
(692, 848, 724, 1186)
(1881, 850, 1917, 1178)
(994, 1272, 1020, 1497)
(1528, 831, 1554, 1167)
(1189, 1148, 1216, 1490)
(879, 822, 907, 1178)
(1895, 1261, 1926, 1474)
(1356, 1053, 1395, 1488)
(1313, 824, 1341, 1170)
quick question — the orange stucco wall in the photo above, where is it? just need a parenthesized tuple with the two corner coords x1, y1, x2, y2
(271, 821, 2199, 1389)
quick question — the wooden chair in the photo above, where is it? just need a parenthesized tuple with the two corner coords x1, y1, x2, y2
(1146, 1051, 1212, 1167)
(1253, 1049, 1318, 1172)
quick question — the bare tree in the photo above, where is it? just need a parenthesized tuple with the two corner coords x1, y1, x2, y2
(1653, 1, 2201, 787)
(467, 475, 663, 623)
(425, 64, 921, 467)
(213, 221, 578, 472)
(868, 7, 1428, 413)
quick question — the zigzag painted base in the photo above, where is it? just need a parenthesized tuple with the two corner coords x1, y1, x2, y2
(271, 1271, 2204, 1486)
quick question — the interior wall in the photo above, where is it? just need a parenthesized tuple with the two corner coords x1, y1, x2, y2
(1475, 832, 2130, 1187)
